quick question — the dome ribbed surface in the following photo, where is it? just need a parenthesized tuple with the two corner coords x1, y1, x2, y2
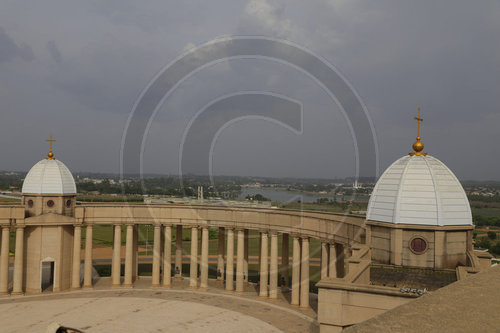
(22, 159, 76, 195)
(367, 155, 471, 226)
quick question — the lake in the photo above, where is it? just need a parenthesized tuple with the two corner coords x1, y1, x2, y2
(238, 187, 369, 203)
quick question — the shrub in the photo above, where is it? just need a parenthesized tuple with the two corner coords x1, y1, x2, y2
(491, 242, 500, 255)
(476, 238, 491, 250)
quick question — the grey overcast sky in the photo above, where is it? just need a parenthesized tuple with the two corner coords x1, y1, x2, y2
(0, 1, 499, 180)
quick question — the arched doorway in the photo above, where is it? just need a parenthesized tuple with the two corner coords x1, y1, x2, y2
(41, 258, 55, 292)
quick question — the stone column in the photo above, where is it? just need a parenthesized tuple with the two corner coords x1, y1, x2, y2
(200, 227, 209, 289)
(300, 237, 310, 308)
(217, 227, 225, 281)
(391, 229, 403, 266)
(259, 232, 269, 297)
(321, 242, 329, 279)
(71, 225, 82, 289)
(236, 229, 245, 292)
(365, 225, 372, 247)
(132, 225, 138, 281)
(243, 229, 249, 284)
(175, 225, 183, 279)
(337, 244, 345, 278)
(152, 225, 162, 287)
(12, 227, 24, 294)
(329, 243, 345, 278)
(258, 232, 262, 282)
(434, 231, 446, 269)
(291, 236, 301, 306)
(163, 225, 172, 287)
(112, 224, 122, 287)
(226, 229, 234, 291)
(83, 225, 93, 288)
(269, 232, 279, 299)
(189, 227, 198, 288)
(281, 233, 289, 287)
(0, 226, 10, 294)
(124, 225, 134, 287)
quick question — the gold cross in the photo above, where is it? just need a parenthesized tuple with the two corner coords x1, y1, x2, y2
(46, 135, 56, 159)
(414, 107, 423, 138)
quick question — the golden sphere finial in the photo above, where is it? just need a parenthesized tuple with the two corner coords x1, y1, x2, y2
(412, 137, 424, 152)
(47, 151, 54, 159)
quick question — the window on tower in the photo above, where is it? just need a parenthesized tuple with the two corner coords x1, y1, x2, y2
(410, 237, 427, 254)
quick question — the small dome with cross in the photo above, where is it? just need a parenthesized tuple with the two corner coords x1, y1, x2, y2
(22, 159, 76, 195)
(21, 136, 76, 195)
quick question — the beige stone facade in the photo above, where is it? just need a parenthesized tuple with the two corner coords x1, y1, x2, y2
(24, 225, 74, 293)
(317, 282, 416, 333)
(367, 220, 473, 269)
(315, 222, 483, 332)
(0, 202, 364, 300)
(0, 190, 486, 332)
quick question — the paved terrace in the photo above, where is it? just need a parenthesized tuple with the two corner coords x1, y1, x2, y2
(0, 277, 319, 333)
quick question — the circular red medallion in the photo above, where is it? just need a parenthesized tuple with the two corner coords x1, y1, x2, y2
(66, 199, 72, 207)
(47, 200, 55, 208)
(410, 237, 427, 254)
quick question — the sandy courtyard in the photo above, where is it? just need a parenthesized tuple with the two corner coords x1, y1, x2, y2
(0, 297, 282, 333)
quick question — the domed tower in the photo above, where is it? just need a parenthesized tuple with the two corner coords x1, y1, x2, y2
(21, 137, 79, 293)
(366, 109, 473, 269)
(22, 138, 77, 217)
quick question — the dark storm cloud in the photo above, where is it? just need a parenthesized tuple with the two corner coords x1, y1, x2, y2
(0, 1, 499, 180)
(0, 27, 34, 63)
(46, 40, 62, 64)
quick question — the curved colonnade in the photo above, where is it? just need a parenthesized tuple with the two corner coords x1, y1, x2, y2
(0, 204, 366, 308)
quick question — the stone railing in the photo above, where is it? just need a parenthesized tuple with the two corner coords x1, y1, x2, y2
(344, 244, 371, 284)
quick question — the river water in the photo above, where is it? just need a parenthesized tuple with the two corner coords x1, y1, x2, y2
(238, 188, 369, 203)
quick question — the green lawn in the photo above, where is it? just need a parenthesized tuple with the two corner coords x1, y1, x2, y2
(472, 207, 500, 218)
(0, 197, 21, 203)
(84, 226, 323, 259)
(88, 225, 325, 288)
(8, 224, 325, 259)
(275, 201, 367, 214)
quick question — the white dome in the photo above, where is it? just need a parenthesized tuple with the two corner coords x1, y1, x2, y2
(367, 154, 472, 226)
(22, 159, 76, 195)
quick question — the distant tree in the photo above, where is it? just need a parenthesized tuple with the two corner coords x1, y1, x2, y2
(255, 194, 269, 201)
(343, 189, 353, 196)
(473, 215, 500, 228)
(487, 231, 497, 240)
(492, 242, 500, 255)
(473, 214, 489, 226)
(245, 194, 270, 201)
(476, 238, 491, 250)
(316, 198, 330, 204)
(209, 229, 218, 240)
